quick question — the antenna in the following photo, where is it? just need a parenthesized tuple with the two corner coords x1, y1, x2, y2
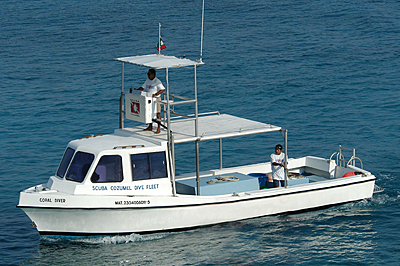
(200, 0, 205, 62)
(158, 23, 161, 55)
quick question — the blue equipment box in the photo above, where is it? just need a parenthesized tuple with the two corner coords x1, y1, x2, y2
(288, 177, 309, 186)
(176, 172, 259, 196)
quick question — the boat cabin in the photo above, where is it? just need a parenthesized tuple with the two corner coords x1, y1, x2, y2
(47, 133, 173, 196)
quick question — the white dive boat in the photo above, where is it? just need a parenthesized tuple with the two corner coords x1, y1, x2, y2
(18, 54, 378, 237)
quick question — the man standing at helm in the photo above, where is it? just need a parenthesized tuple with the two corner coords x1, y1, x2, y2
(135, 68, 165, 134)
(271, 144, 286, 188)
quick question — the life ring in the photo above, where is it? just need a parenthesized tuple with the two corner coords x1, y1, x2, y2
(342, 171, 363, 178)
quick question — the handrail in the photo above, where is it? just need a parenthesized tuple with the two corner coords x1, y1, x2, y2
(346, 156, 363, 169)
(331, 146, 363, 169)
(161, 99, 197, 106)
(329, 152, 337, 161)
(171, 111, 195, 120)
(80, 134, 103, 140)
(339, 145, 356, 167)
(170, 94, 193, 101)
(339, 146, 354, 152)
(169, 99, 197, 106)
(113, 145, 145, 149)
(170, 111, 220, 120)
(168, 111, 221, 123)
(329, 152, 344, 166)
(336, 153, 345, 167)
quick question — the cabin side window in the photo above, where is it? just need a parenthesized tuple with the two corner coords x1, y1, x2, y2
(91, 155, 123, 183)
(65, 152, 94, 182)
(131, 152, 167, 181)
(56, 147, 75, 178)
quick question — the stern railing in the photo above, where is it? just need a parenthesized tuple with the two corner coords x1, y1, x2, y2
(329, 145, 364, 171)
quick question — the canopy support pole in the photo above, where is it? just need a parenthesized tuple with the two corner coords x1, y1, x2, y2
(166, 68, 170, 143)
(219, 139, 223, 170)
(284, 129, 288, 188)
(169, 133, 176, 196)
(194, 65, 201, 195)
(119, 62, 124, 129)
(165, 68, 177, 196)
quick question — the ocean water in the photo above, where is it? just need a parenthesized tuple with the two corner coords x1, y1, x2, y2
(1, 0, 400, 265)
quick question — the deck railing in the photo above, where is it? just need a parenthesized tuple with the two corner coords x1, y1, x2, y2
(330, 145, 363, 169)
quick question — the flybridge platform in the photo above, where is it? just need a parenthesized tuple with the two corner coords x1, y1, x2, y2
(115, 53, 284, 145)
(116, 113, 282, 144)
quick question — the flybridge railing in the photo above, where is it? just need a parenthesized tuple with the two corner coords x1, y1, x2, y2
(160, 95, 220, 123)
(160, 94, 197, 122)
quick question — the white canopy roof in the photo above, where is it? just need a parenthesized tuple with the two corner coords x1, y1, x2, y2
(115, 54, 203, 69)
(115, 114, 282, 144)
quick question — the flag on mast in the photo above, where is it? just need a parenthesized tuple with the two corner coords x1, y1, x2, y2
(156, 38, 166, 51)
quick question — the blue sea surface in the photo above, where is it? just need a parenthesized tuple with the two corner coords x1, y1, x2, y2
(1, 0, 400, 265)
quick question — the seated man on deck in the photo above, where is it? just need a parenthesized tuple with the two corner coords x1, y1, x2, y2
(135, 68, 165, 134)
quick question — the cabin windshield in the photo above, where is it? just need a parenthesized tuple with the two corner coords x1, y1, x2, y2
(65, 151, 95, 182)
(131, 152, 168, 181)
(91, 155, 123, 183)
(56, 147, 75, 178)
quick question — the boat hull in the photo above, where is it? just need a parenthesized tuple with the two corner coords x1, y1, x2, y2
(19, 175, 375, 236)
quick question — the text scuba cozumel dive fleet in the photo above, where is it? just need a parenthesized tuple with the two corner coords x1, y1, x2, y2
(92, 184, 160, 191)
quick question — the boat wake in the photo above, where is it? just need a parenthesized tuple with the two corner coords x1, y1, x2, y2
(370, 191, 399, 207)
(41, 232, 173, 245)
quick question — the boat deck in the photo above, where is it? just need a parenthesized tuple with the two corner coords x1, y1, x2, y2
(116, 113, 282, 144)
